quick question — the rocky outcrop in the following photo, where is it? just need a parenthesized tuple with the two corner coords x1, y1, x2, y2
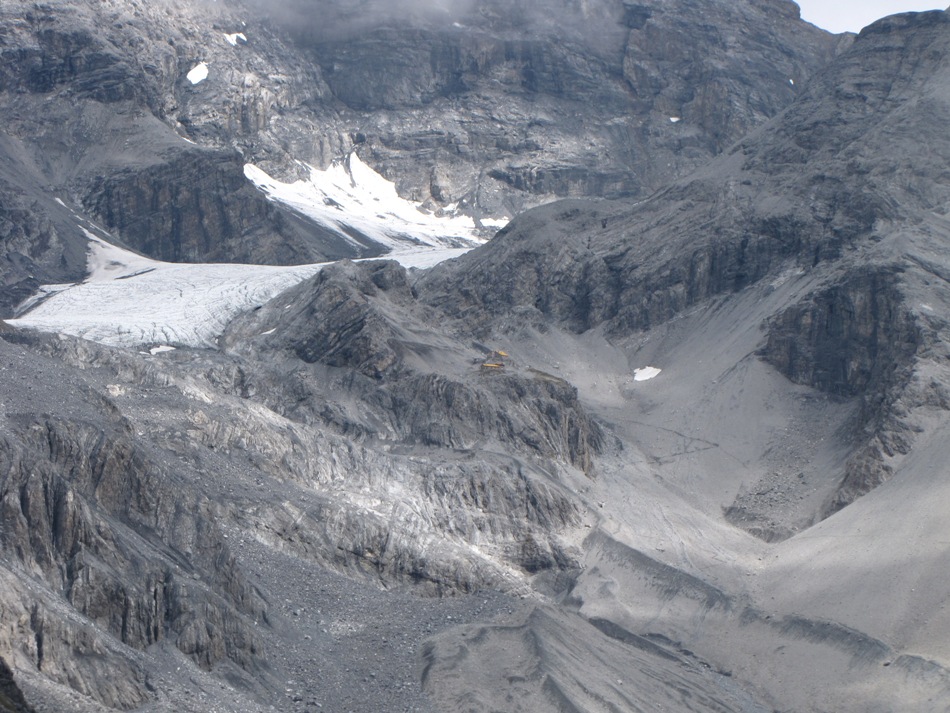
(0, 15, 142, 103)
(223, 259, 604, 474)
(0, 332, 270, 708)
(0, 183, 56, 314)
(761, 270, 920, 398)
(84, 147, 359, 264)
(281, 0, 838, 213)
(0, 657, 35, 713)
(759, 269, 923, 514)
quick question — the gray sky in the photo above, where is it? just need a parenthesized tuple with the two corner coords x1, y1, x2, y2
(795, 0, 947, 33)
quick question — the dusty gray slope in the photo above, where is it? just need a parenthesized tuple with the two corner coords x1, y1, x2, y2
(411, 10, 950, 712)
(213, 12, 950, 705)
(3, 5, 950, 713)
(0, 0, 840, 313)
(421, 8, 950, 527)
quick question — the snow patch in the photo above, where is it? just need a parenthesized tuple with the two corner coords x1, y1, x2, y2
(669, 117, 681, 123)
(371, 248, 471, 270)
(149, 345, 177, 355)
(224, 32, 247, 46)
(245, 154, 506, 256)
(634, 367, 662, 382)
(187, 62, 209, 85)
(10, 228, 479, 349)
(54, 198, 67, 208)
(10, 230, 324, 348)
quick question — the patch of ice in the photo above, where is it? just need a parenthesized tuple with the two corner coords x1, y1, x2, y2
(634, 367, 662, 382)
(149, 345, 177, 355)
(9, 230, 324, 348)
(9, 228, 479, 349)
(245, 154, 506, 255)
(370, 248, 471, 270)
(224, 32, 247, 46)
(187, 62, 209, 85)
(480, 217, 510, 230)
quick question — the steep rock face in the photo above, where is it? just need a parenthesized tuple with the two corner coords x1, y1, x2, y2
(761, 269, 920, 398)
(755, 268, 923, 517)
(0, 15, 144, 103)
(427, 12, 950, 328)
(0, 0, 840, 297)
(278, 0, 838, 213)
(84, 147, 356, 264)
(0, 181, 64, 314)
(421, 11, 950, 327)
(0, 657, 35, 713)
(0, 0, 357, 286)
(0, 132, 91, 314)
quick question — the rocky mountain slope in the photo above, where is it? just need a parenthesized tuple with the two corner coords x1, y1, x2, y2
(0, 0, 839, 312)
(4, 1, 950, 713)
(421, 8, 950, 528)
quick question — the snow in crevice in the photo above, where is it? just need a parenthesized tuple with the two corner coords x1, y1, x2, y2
(634, 366, 662, 382)
(187, 62, 209, 84)
(224, 32, 247, 46)
(244, 153, 507, 256)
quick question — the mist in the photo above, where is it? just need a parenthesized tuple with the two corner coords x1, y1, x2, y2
(246, 0, 480, 41)
(243, 0, 630, 47)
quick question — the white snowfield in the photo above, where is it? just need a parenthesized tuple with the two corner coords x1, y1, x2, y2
(245, 153, 507, 252)
(8, 231, 473, 349)
(9, 231, 323, 348)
